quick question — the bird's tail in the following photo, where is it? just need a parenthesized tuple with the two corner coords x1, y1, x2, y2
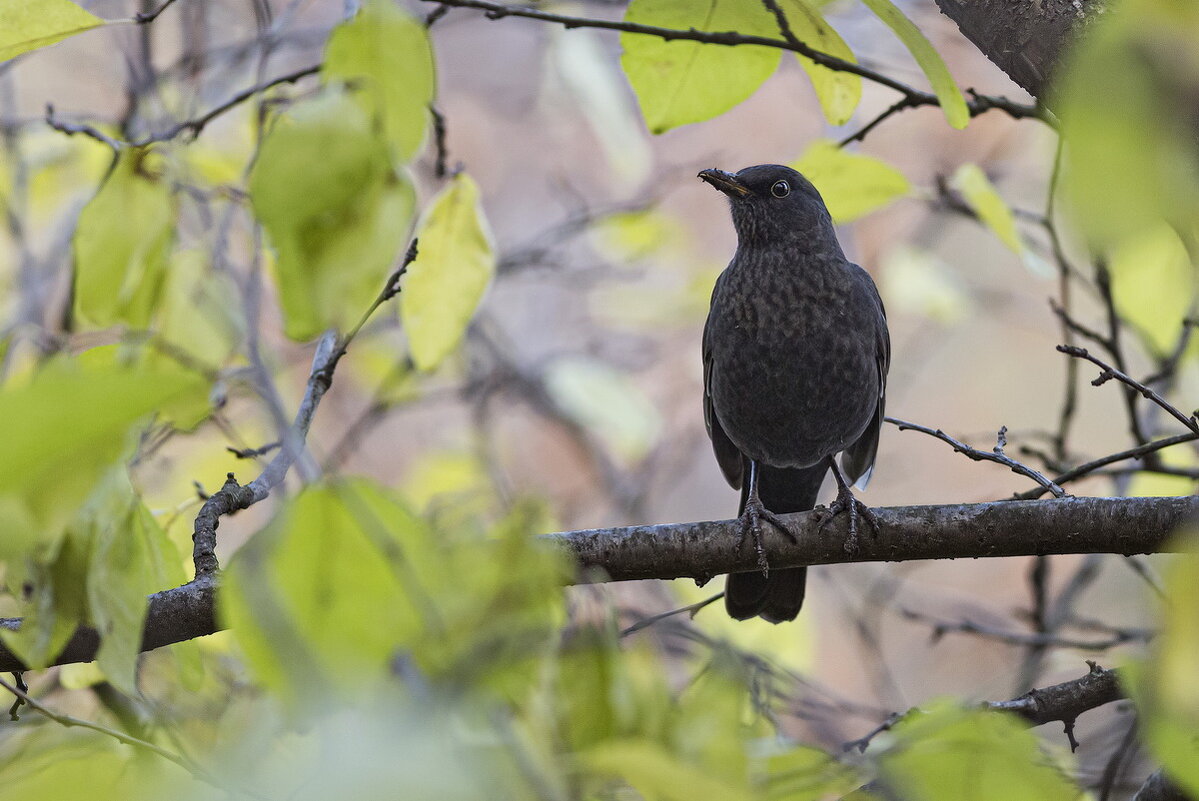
(724, 462, 827, 623)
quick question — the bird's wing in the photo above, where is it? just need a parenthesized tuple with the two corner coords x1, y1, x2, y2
(703, 293, 745, 490)
(842, 278, 890, 489)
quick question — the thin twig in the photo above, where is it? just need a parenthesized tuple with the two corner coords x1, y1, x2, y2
(134, 0, 182, 24)
(886, 417, 1067, 497)
(899, 607, 1146, 651)
(1016, 431, 1199, 500)
(426, 0, 1044, 124)
(1056, 345, 1199, 435)
(620, 592, 724, 637)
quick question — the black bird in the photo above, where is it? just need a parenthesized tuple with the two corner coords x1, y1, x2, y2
(699, 164, 890, 623)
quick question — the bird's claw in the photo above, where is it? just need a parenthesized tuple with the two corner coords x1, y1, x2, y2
(737, 498, 796, 576)
(818, 485, 878, 554)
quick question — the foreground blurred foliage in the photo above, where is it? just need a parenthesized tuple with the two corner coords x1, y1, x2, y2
(0, 0, 1195, 797)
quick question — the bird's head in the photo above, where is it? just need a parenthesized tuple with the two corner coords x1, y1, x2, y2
(698, 164, 836, 248)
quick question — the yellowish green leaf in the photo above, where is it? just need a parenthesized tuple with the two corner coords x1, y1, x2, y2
(620, 0, 781, 133)
(0, 0, 104, 63)
(859, 0, 968, 128)
(757, 743, 861, 801)
(1130, 546, 1199, 797)
(777, 0, 860, 125)
(73, 149, 176, 329)
(250, 90, 414, 341)
(878, 701, 1079, 801)
(1108, 224, 1196, 354)
(580, 738, 751, 801)
(401, 172, 494, 370)
(881, 245, 971, 325)
(589, 209, 688, 263)
(1056, 0, 1199, 246)
(790, 140, 909, 222)
(950, 164, 1022, 253)
(544, 357, 662, 462)
(0, 356, 205, 558)
(323, 0, 436, 163)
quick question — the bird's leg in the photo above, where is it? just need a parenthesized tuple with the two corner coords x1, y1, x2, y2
(819, 455, 878, 554)
(738, 459, 796, 575)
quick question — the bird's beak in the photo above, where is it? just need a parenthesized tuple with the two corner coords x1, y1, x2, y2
(698, 169, 750, 199)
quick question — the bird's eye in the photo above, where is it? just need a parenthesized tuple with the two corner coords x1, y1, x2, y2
(770, 180, 790, 198)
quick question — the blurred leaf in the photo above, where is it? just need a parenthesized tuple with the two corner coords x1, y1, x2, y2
(323, 0, 435, 163)
(1108, 224, 1196, 354)
(1057, 0, 1199, 246)
(581, 737, 751, 801)
(59, 661, 105, 689)
(881, 245, 971, 325)
(223, 479, 568, 708)
(545, 356, 662, 462)
(756, 743, 861, 801)
(153, 249, 242, 369)
(1130, 545, 1199, 797)
(1, 523, 90, 669)
(401, 172, 494, 371)
(250, 90, 414, 341)
(88, 474, 187, 695)
(620, 0, 780, 134)
(859, 0, 968, 128)
(877, 701, 1079, 800)
(73, 149, 176, 329)
(0, 356, 205, 560)
(404, 451, 489, 515)
(590, 209, 688, 264)
(950, 164, 1023, 254)
(791, 140, 909, 222)
(553, 29, 654, 184)
(778, 0, 861, 125)
(0, 0, 104, 62)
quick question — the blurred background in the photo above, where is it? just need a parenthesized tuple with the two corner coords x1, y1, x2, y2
(3, 0, 1187, 795)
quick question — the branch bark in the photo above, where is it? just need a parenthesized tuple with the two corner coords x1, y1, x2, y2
(0, 494, 1192, 673)
(932, 0, 1106, 100)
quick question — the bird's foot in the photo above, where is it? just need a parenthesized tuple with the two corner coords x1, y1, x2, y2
(818, 484, 878, 554)
(738, 498, 796, 576)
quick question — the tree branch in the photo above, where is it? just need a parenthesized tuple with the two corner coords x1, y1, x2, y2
(424, 0, 1044, 124)
(0, 495, 1191, 673)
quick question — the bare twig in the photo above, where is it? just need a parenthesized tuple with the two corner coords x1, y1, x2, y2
(898, 607, 1146, 651)
(134, 0, 182, 24)
(1017, 431, 1199, 500)
(1057, 345, 1199, 435)
(620, 592, 724, 637)
(987, 661, 1124, 751)
(426, 0, 1043, 124)
(886, 417, 1067, 497)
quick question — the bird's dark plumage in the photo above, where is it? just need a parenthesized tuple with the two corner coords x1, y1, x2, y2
(699, 165, 890, 623)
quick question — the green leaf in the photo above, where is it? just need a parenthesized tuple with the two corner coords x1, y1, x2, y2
(950, 164, 1022, 253)
(87, 474, 187, 695)
(756, 744, 861, 801)
(1130, 547, 1199, 798)
(859, 0, 968, 129)
(1108, 224, 1196, 354)
(323, 0, 436, 163)
(0, 355, 206, 559)
(544, 357, 662, 462)
(250, 90, 414, 341)
(877, 701, 1080, 801)
(401, 172, 494, 371)
(0, 0, 104, 63)
(1, 523, 90, 669)
(580, 738, 751, 801)
(790, 140, 908, 222)
(776, 0, 860, 125)
(73, 149, 176, 329)
(1056, 0, 1199, 246)
(620, 0, 781, 133)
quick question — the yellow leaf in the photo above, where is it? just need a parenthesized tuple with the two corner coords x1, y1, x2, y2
(950, 164, 1022, 254)
(0, 0, 103, 62)
(790, 139, 909, 222)
(777, 0, 860, 125)
(401, 172, 494, 371)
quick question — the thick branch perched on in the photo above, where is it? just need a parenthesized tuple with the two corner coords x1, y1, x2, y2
(0, 495, 1193, 673)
